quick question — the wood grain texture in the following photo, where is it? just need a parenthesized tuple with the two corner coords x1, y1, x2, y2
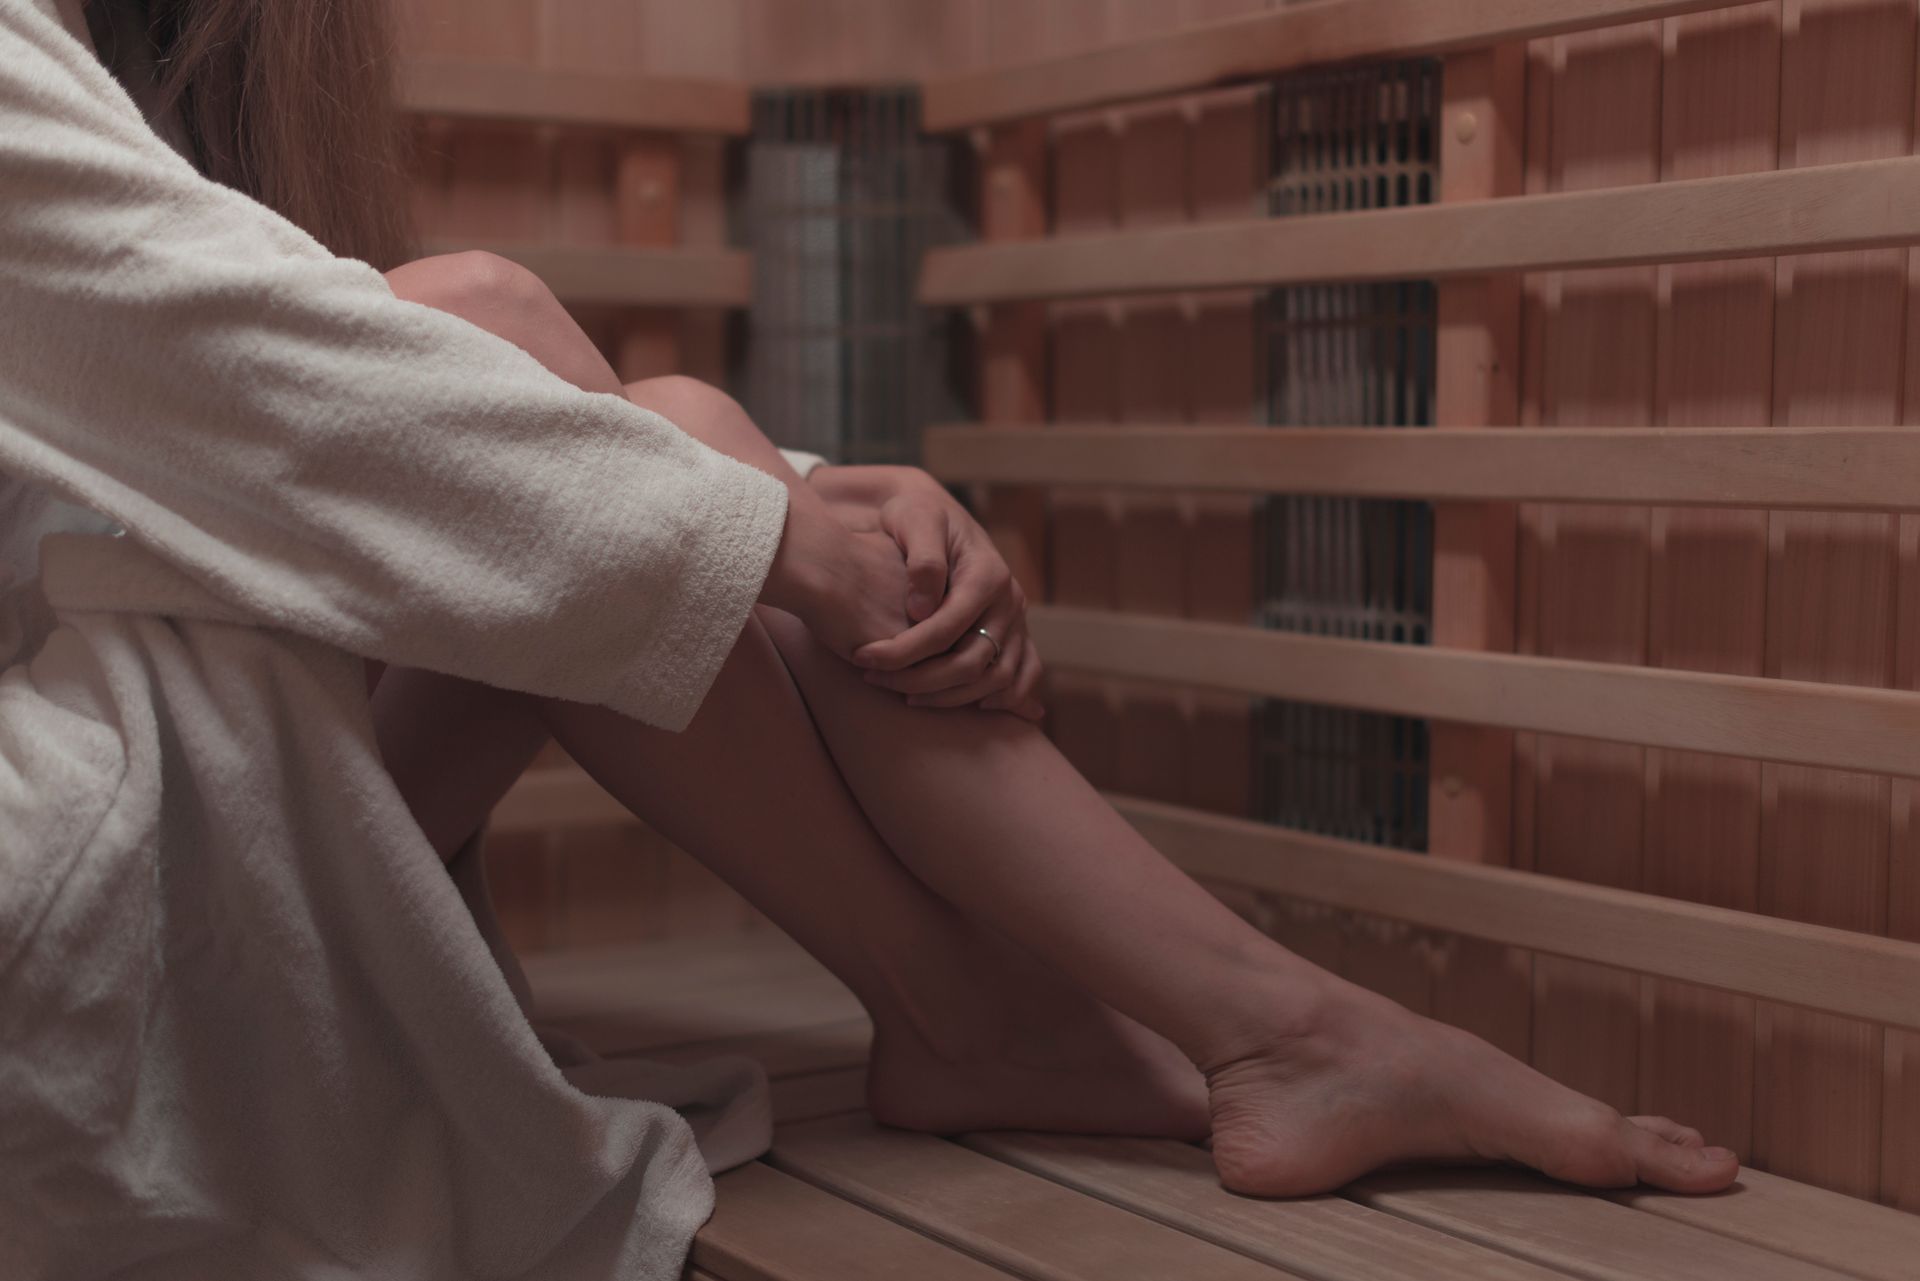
(973, 119, 1050, 600)
(416, 239, 751, 308)
(924, 425, 1920, 510)
(962, 1132, 1571, 1281)
(1115, 793, 1920, 1033)
(919, 155, 1920, 303)
(1638, 0, 1779, 1170)
(1354, 1167, 1861, 1281)
(1026, 605, 1920, 779)
(1527, 22, 1658, 1117)
(1755, 0, 1911, 1199)
(398, 60, 752, 133)
(770, 1117, 1300, 1281)
(695, 1162, 1015, 1281)
(1430, 43, 1532, 1060)
(923, 0, 1760, 129)
(1610, 1164, 1920, 1281)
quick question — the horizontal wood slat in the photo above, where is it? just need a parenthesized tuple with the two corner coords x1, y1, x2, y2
(400, 60, 752, 134)
(419, 239, 752, 308)
(924, 424, 1920, 510)
(1028, 606, 1920, 778)
(919, 157, 1920, 303)
(1115, 795, 1920, 1033)
(922, 0, 1750, 129)
(961, 1133, 1569, 1281)
(1349, 1168, 1858, 1281)
(695, 1162, 1012, 1281)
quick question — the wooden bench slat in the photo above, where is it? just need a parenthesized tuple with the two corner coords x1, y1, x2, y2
(767, 1067, 869, 1125)
(922, 424, 1920, 512)
(695, 1161, 1015, 1281)
(525, 935, 864, 1056)
(1352, 1170, 1861, 1281)
(921, 0, 1750, 130)
(1117, 794, 1920, 1032)
(962, 1133, 1576, 1281)
(770, 1117, 1307, 1280)
(1608, 1167, 1920, 1281)
(1029, 605, 1920, 779)
(420, 239, 752, 309)
(918, 157, 1920, 304)
(650, 1018, 873, 1081)
(400, 60, 752, 135)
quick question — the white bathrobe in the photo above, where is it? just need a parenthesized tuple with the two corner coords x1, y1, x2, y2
(0, 0, 806, 1275)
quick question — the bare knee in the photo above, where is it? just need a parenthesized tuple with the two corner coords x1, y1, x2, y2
(387, 250, 553, 324)
(625, 375, 789, 471)
(385, 251, 623, 395)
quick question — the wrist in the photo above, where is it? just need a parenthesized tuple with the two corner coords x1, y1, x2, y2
(762, 493, 848, 618)
(808, 463, 936, 506)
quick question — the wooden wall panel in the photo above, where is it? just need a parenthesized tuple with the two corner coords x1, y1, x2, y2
(1756, 0, 1913, 1200)
(1525, 23, 1663, 1118)
(1639, 0, 1779, 1166)
(1888, 18, 1920, 1209)
(1429, 45, 1531, 1060)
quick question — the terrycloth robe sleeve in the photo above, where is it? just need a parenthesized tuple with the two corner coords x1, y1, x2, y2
(0, 0, 789, 731)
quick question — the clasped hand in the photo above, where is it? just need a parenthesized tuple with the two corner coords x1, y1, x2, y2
(763, 465, 1043, 721)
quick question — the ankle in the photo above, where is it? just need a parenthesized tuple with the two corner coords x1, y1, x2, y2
(1188, 959, 1354, 1077)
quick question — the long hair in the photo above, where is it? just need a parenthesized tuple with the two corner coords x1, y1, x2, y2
(149, 0, 416, 269)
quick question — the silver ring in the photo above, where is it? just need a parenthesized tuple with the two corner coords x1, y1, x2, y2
(973, 626, 1003, 666)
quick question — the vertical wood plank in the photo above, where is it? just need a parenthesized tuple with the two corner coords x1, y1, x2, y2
(1048, 109, 1126, 791)
(976, 120, 1051, 599)
(1428, 44, 1532, 1060)
(614, 136, 684, 382)
(1528, 24, 1662, 1117)
(1639, 0, 1779, 1162)
(1758, 0, 1912, 1200)
(1885, 8, 1920, 1207)
(1184, 88, 1262, 820)
(1111, 97, 1193, 808)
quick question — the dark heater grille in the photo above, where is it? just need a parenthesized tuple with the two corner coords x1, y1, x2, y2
(743, 88, 968, 466)
(1256, 60, 1439, 853)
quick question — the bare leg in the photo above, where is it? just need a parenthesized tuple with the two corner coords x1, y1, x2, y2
(746, 614, 1737, 1194)
(544, 614, 1207, 1138)
(376, 252, 1737, 1196)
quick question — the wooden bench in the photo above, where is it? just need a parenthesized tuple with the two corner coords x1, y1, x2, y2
(525, 932, 1920, 1281)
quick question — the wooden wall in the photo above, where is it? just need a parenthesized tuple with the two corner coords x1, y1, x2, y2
(1499, 0, 1920, 1208)
(395, 0, 1920, 1208)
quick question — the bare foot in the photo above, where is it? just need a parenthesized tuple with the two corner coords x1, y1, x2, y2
(867, 994, 1209, 1140)
(1205, 981, 1740, 1198)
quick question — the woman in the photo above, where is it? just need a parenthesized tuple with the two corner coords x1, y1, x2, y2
(0, 0, 1738, 1277)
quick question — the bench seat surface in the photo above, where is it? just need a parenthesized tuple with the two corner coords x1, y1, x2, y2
(526, 933, 1920, 1281)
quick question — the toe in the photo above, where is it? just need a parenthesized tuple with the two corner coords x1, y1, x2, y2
(1629, 1115, 1705, 1148)
(1625, 1119, 1739, 1193)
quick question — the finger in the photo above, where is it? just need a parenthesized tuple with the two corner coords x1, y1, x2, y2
(980, 640, 1043, 720)
(982, 637, 1044, 713)
(866, 629, 1001, 695)
(902, 615, 1023, 709)
(879, 501, 951, 622)
(854, 555, 1011, 671)
(907, 651, 1019, 709)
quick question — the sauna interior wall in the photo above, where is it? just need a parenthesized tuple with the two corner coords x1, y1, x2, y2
(395, 0, 1920, 1209)
(1499, 2, 1920, 1209)
(943, 1, 1920, 1210)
